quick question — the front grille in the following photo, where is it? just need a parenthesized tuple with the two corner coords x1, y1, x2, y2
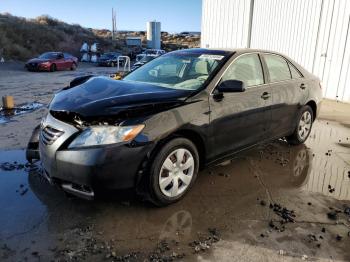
(41, 126, 64, 145)
(27, 63, 38, 70)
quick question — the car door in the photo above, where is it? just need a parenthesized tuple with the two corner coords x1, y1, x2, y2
(55, 53, 66, 70)
(63, 53, 73, 69)
(262, 53, 306, 138)
(208, 53, 272, 160)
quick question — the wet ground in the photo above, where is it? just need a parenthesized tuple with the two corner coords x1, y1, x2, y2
(0, 119, 349, 261)
(0, 62, 350, 261)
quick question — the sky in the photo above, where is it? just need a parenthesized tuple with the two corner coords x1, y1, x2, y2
(0, 0, 202, 32)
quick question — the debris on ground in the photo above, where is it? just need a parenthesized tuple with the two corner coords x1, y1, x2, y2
(218, 172, 230, 178)
(259, 200, 267, 206)
(327, 211, 338, 220)
(189, 228, 220, 253)
(148, 240, 185, 261)
(344, 205, 350, 216)
(0, 161, 36, 172)
(261, 145, 290, 167)
(328, 185, 335, 193)
(269, 203, 296, 223)
(269, 220, 285, 232)
(307, 234, 318, 243)
(20, 188, 28, 196)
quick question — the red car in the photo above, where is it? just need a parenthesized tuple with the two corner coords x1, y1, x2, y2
(25, 52, 78, 72)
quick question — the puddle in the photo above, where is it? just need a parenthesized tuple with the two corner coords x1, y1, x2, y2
(0, 120, 349, 261)
(0, 102, 45, 124)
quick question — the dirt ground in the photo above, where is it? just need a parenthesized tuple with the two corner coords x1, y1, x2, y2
(0, 62, 349, 261)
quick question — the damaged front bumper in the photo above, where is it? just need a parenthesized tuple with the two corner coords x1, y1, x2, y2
(30, 113, 153, 200)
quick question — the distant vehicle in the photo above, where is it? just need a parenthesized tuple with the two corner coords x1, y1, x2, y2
(179, 32, 192, 37)
(98, 52, 123, 67)
(136, 49, 166, 62)
(131, 55, 157, 71)
(25, 52, 78, 72)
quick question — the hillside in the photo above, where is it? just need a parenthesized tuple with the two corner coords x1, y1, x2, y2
(0, 13, 114, 61)
(0, 13, 201, 61)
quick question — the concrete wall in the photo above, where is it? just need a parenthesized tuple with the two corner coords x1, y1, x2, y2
(201, 0, 350, 102)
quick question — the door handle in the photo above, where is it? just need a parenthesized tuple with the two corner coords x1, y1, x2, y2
(261, 92, 270, 100)
(300, 83, 306, 89)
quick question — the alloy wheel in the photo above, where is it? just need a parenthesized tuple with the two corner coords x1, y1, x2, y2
(158, 148, 195, 198)
(298, 111, 312, 141)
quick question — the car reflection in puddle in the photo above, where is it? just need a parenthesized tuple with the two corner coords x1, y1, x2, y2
(0, 119, 349, 261)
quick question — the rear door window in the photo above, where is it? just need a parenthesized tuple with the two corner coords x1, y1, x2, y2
(264, 54, 291, 82)
(222, 54, 264, 88)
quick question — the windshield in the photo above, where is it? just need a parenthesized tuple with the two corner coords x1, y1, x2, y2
(101, 53, 115, 59)
(124, 52, 225, 90)
(39, 53, 58, 59)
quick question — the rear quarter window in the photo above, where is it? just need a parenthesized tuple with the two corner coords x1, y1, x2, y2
(289, 63, 303, 79)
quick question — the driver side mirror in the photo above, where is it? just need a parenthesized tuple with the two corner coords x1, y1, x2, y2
(217, 79, 245, 93)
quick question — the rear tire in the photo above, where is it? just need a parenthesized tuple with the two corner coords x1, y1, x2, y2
(286, 105, 313, 145)
(50, 64, 56, 72)
(148, 138, 199, 206)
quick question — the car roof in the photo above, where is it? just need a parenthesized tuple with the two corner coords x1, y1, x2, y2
(44, 51, 63, 54)
(171, 48, 291, 57)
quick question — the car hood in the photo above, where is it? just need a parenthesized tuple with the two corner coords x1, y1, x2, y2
(27, 58, 51, 64)
(49, 76, 193, 121)
(133, 62, 144, 66)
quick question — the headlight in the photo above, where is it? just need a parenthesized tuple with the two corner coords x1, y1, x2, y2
(41, 62, 50, 65)
(68, 125, 145, 148)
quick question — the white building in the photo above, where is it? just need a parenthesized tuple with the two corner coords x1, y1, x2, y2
(201, 0, 350, 102)
(126, 37, 142, 47)
(147, 21, 161, 49)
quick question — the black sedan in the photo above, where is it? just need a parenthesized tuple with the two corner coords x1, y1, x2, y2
(28, 48, 322, 206)
(131, 55, 157, 71)
(98, 52, 123, 67)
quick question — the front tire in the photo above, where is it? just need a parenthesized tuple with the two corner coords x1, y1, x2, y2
(286, 105, 313, 145)
(149, 138, 199, 206)
(71, 62, 77, 71)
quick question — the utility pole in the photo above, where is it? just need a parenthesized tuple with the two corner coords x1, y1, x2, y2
(112, 8, 117, 42)
(247, 0, 255, 48)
